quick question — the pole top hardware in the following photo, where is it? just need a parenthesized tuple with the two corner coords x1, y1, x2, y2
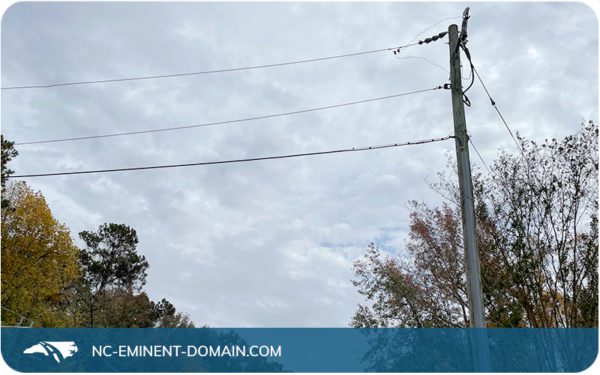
(392, 31, 448, 54)
(417, 31, 448, 45)
(460, 7, 470, 45)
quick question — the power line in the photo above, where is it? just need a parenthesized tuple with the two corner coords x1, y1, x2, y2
(407, 16, 461, 45)
(469, 137, 491, 174)
(2, 43, 422, 91)
(394, 55, 449, 74)
(471, 65, 524, 155)
(469, 62, 541, 193)
(9, 135, 454, 178)
(15, 86, 445, 145)
(459, 38, 526, 159)
(458, 44, 475, 107)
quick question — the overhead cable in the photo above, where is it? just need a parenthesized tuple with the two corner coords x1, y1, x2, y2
(9, 135, 454, 178)
(2, 43, 422, 91)
(469, 138, 491, 174)
(15, 86, 445, 145)
(470, 61, 540, 192)
(471, 66, 524, 155)
(407, 16, 461, 45)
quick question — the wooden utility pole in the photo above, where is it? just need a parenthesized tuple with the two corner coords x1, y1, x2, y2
(448, 15, 486, 328)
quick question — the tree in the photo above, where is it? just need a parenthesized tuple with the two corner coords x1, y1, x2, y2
(1, 181, 80, 327)
(1, 135, 18, 208)
(99, 289, 156, 328)
(79, 223, 149, 294)
(1, 181, 195, 328)
(152, 298, 195, 328)
(484, 121, 598, 327)
(78, 223, 149, 327)
(352, 121, 598, 328)
(73, 223, 196, 328)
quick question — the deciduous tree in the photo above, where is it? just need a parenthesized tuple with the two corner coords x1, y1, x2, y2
(1, 181, 79, 327)
(352, 121, 598, 328)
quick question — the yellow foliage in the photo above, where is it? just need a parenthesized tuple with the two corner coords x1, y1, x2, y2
(1, 181, 79, 327)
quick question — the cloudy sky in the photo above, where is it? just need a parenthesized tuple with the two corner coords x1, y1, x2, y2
(1, 1, 597, 327)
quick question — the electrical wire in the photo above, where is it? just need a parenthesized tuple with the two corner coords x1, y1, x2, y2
(469, 60, 542, 198)
(9, 135, 454, 178)
(2, 43, 421, 91)
(14, 86, 445, 145)
(461, 59, 473, 81)
(394, 55, 449, 74)
(456, 16, 524, 157)
(458, 44, 475, 106)
(469, 137, 491, 174)
(472, 65, 524, 155)
(474, 64, 596, 239)
(457, 29, 521, 153)
(454, 23, 534, 186)
(407, 16, 461, 45)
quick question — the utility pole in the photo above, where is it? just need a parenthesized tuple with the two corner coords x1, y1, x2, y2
(448, 10, 486, 329)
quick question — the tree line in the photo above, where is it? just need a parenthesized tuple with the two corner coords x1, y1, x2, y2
(1, 136, 194, 327)
(351, 121, 598, 328)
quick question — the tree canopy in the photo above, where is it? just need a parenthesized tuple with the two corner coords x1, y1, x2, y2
(79, 223, 149, 294)
(352, 121, 598, 328)
(0, 144, 195, 328)
(1, 181, 80, 327)
(1, 135, 18, 208)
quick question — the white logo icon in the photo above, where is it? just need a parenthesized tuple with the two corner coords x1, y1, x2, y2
(23, 341, 78, 363)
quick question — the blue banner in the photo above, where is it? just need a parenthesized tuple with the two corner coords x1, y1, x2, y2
(1, 328, 597, 372)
